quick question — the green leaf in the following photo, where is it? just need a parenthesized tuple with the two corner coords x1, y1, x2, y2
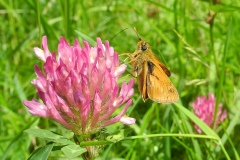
(106, 129, 125, 143)
(24, 129, 74, 145)
(75, 30, 96, 46)
(106, 134, 124, 143)
(61, 144, 87, 158)
(27, 142, 54, 160)
(174, 103, 219, 139)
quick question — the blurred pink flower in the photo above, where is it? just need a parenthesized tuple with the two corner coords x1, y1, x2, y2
(23, 36, 135, 135)
(191, 93, 227, 133)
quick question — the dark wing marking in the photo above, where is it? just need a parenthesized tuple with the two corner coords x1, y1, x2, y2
(153, 55, 171, 77)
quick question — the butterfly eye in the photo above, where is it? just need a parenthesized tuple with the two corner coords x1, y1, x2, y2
(141, 45, 148, 51)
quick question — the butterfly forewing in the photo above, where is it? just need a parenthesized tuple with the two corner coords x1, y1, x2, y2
(146, 60, 178, 103)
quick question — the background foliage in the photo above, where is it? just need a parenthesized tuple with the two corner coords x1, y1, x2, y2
(0, 0, 240, 159)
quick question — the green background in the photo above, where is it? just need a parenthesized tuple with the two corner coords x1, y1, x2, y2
(1, 0, 240, 159)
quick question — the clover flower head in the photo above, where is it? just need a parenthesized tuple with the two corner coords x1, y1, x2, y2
(192, 93, 227, 133)
(23, 36, 135, 135)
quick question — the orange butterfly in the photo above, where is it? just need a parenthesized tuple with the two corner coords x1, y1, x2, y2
(124, 29, 179, 103)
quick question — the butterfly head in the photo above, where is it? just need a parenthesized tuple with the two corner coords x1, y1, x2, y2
(137, 39, 150, 52)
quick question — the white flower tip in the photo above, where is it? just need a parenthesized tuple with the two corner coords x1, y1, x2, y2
(127, 88, 134, 98)
(31, 79, 37, 85)
(114, 64, 127, 77)
(120, 116, 136, 125)
(89, 50, 96, 63)
(34, 47, 46, 61)
(113, 97, 123, 107)
(102, 44, 106, 52)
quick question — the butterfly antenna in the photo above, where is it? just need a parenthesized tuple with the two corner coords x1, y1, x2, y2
(110, 27, 134, 42)
(133, 27, 141, 41)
